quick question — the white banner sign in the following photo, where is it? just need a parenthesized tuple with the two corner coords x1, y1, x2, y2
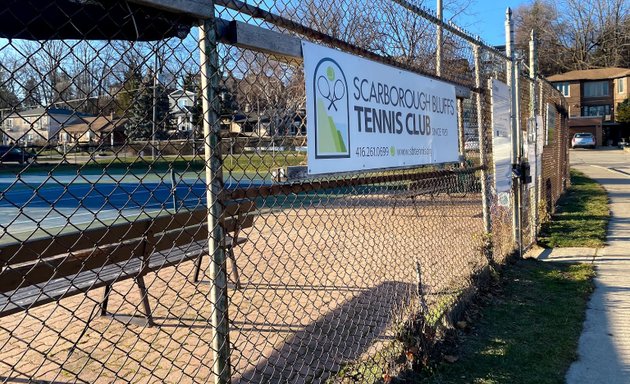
(490, 79, 512, 197)
(526, 118, 537, 190)
(303, 41, 459, 175)
(536, 114, 543, 181)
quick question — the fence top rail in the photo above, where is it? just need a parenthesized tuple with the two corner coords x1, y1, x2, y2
(215, 0, 481, 91)
(0, 209, 207, 266)
(221, 166, 484, 200)
(216, 0, 510, 61)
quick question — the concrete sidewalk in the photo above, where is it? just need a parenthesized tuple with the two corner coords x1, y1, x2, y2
(538, 162, 630, 383)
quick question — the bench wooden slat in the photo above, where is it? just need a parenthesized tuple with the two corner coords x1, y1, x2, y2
(1, 209, 207, 266)
(0, 241, 207, 317)
(220, 214, 255, 234)
(0, 219, 213, 294)
(220, 201, 256, 219)
(0, 240, 146, 293)
(0, 200, 257, 313)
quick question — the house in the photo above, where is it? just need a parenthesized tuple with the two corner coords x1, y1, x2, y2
(219, 112, 270, 137)
(548, 67, 630, 146)
(60, 116, 128, 145)
(219, 109, 306, 138)
(168, 89, 196, 135)
(2, 107, 92, 145)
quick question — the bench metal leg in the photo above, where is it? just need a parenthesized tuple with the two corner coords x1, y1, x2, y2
(411, 196, 420, 216)
(101, 284, 112, 316)
(136, 275, 155, 327)
(227, 247, 241, 290)
(195, 247, 241, 289)
(193, 253, 203, 283)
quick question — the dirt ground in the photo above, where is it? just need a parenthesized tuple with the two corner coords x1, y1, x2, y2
(0, 193, 491, 383)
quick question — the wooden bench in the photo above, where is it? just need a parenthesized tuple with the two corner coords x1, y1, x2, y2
(193, 200, 257, 289)
(0, 200, 256, 325)
(391, 171, 479, 214)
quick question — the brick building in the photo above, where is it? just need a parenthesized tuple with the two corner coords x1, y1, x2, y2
(548, 67, 630, 146)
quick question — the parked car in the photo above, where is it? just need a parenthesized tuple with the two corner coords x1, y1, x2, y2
(464, 137, 480, 151)
(0, 146, 36, 164)
(571, 133, 596, 149)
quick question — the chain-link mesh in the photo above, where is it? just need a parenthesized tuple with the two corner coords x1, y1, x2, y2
(0, 1, 568, 383)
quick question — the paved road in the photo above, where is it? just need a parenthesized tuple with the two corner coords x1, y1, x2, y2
(567, 148, 630, 383)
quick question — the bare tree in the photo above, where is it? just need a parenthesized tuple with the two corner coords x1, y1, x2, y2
(290, 0, 384, 51)
(514, 1, 570, 75)
(589, 0, 630, 68)
(516, 0, 630, 74)
(16, 40, 74, 105)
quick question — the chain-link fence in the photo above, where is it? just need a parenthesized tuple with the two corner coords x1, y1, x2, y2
(0, 1, 568, 383)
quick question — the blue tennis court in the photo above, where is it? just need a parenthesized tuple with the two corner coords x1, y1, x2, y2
(0, 170, 269, 239)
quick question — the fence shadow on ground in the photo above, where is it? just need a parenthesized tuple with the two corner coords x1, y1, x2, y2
(235, 280, 414, 383)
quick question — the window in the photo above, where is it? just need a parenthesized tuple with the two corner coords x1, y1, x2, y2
(618, 78, 625, 93)
(581, 105, 611, 117)
(583, 81, 610, 98)
(4, 118, 13, 129)
(555, 82, 570, 96)
(178, 99, 190, 108)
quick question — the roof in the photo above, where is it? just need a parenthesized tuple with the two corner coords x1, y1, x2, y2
(8, 107, 90, 117)
(63, 117, 128, 134)
(169, 89, 196, 97)
(548, 68, 630, 82)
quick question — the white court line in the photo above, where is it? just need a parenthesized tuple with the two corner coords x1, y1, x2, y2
(4, 196, 205, 227)
(0, 182, 204, 208)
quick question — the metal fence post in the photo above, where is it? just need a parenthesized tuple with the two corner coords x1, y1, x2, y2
(505, 7, 521, 255)
(528, 29, 538, 242)
(436, 0, 443, 76)
(457, 98, 465, 162)
(199, 15, 232, 384)
(514, 61, 523, 256)
(473, 44, 491, 236)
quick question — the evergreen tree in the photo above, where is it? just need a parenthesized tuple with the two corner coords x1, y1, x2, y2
(180, 71, 239, 139)
(23, 77, 43, 108)
(116, 68, 142, 117)
(0, 69, 18, 109)
(617, 98, 630, 125)
(126, 79, 153, 140)
(0, 84, 18, 109)
(120, 69, 172, 141)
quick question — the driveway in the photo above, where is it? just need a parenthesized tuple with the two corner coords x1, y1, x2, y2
(567, 148, 630, 383)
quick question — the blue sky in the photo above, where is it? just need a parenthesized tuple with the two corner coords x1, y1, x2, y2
(444, 0, 528, 46)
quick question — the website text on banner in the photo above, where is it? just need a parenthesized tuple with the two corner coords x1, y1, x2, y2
(303, 41, 459, 175)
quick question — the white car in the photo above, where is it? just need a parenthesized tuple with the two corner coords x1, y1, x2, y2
(464, 137, 480, 151)
(571, 133, 596, 149)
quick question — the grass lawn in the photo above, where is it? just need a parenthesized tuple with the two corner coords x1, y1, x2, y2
(537, 169, 609, 248)
(1, 152, 307, 175)
(421, 259, 595, 384)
